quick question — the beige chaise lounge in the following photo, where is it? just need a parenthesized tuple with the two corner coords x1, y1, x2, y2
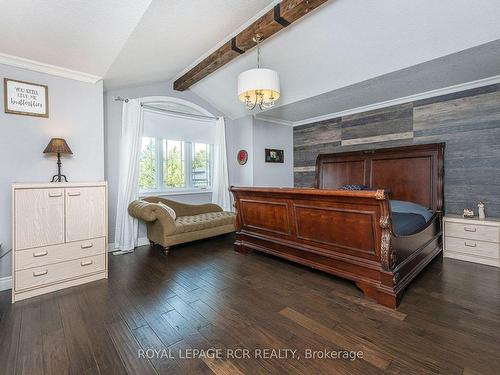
(128, 196, 236, 255)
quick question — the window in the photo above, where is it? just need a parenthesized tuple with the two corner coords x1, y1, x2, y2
(139, 137, 213, 193)
(163, 140, 185, 189)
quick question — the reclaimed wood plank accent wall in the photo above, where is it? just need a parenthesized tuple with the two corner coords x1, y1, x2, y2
(294, 84, 500, 216)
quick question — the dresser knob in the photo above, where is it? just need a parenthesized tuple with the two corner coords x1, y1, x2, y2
(81, 260, 93, 267)
(33, 250, 48, 257)
(48, 192, 62, 197)
(464, 241, 477, 248)
(81, 243, 93, 249)
(33, 270, 48, 277)
(68, 192, 81, 196)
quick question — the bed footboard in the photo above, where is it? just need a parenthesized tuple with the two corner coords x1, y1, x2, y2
(230, 187, 442, 309)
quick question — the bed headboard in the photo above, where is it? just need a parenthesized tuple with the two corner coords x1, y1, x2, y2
(315, 143, 445, 212)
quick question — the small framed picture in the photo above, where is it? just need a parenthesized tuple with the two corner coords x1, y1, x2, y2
(4, 78, 49, 118)
(265, 148, 284, 163)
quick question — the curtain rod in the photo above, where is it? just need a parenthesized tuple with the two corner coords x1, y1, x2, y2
(113, 96, 218, 121)
(141, 104, 218, 121)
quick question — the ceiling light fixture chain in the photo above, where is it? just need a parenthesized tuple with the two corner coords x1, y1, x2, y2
(254, 33, 263, 69)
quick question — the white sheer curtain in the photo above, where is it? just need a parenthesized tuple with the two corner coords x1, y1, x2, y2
(212, 116, 232, 211)
(114, 99, 144, 253)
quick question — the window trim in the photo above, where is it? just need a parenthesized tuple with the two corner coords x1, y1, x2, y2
(191, 142, 214, 190)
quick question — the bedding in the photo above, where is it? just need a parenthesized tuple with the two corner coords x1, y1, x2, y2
(390, 200, 433, 221)
(338, 184, 368, 190)
(392, 212, 428, 235)
(390, 200, 433, 235)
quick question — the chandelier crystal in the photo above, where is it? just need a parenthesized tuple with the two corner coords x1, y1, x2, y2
(237, 35, 280, 110)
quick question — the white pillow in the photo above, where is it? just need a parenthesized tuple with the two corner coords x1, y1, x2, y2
(157, 201, 177, 220)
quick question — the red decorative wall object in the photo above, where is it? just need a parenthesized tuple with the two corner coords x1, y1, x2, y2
(237, 150, 248, 165)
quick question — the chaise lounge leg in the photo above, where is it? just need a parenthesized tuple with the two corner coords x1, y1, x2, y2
(149, 240, 155, 247)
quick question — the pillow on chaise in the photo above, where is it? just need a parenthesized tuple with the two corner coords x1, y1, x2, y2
(157, 201, 177, 220)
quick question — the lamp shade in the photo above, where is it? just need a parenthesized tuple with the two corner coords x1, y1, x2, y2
(43, 138, 73, 154)
(237, 68, 280, 104)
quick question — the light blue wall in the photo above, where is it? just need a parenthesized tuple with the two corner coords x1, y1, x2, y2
(226, 115, 254, 187)
(253, 119, 294, 188)
(0, 63, 104, 278)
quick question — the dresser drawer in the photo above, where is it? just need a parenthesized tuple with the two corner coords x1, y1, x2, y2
(445, 236, 499, 259)
(15, 254, 106, 291)
(15, 237, 106, 271)
(445, 222, 499, 243)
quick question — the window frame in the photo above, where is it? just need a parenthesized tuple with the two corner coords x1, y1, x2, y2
(138, 136, 214, 196)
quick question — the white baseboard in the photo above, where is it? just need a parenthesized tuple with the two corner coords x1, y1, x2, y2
(0, 276, 12, 291)
(108, 237, 149, 252)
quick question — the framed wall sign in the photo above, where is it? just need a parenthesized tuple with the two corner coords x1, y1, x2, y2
(4, 78, 49, 118)
(265, 148, 284, 163)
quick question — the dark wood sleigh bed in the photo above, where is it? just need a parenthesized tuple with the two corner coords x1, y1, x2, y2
(230, 143, 445, 308)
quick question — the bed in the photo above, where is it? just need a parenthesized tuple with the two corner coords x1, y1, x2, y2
(230, 143, 445, 308)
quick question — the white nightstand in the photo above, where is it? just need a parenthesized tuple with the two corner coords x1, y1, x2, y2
(444, 215, 500, 268)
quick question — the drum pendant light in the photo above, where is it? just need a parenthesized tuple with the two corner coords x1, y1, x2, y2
(237, 34, 280, 110)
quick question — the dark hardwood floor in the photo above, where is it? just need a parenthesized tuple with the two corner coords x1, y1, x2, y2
(1, 234, 499, 374)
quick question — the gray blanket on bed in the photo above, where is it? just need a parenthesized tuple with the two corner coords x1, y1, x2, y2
(392, 212, 428, 236)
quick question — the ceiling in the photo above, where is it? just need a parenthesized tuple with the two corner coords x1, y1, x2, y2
(189, 0, 500, 120)
(0, 0, 153, 77)
(1, 0, 500, 123)
(258, 39, 500, 124)
(0, 0, 275, 86)
(104, 0, 275, 89)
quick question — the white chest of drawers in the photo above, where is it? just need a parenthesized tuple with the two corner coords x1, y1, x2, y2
(444, 215, 500, 268)
(12, 182, 108, 302)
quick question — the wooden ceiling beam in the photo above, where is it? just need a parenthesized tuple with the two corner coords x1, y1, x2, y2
(173, 0, 329, 91)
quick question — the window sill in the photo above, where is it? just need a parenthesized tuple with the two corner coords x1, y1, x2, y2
(139, 189, 213, 197)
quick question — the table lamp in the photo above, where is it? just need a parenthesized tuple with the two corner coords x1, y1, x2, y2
(43, 138, 73, 182)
